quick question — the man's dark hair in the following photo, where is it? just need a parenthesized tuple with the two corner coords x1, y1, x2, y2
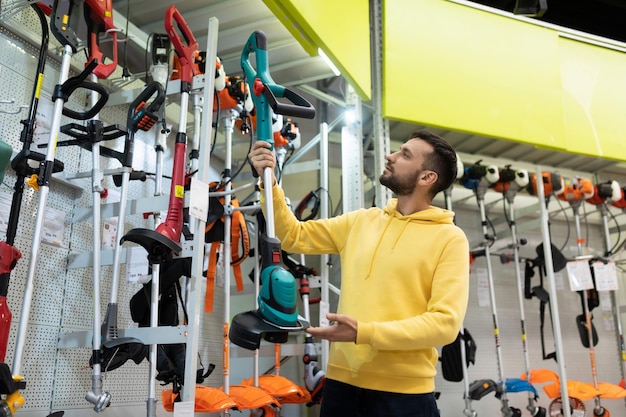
(409, 130, 458, 198)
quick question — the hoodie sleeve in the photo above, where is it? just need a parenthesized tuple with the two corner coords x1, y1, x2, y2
(261, 183, 354, 254)
(356, 229, 470, 349)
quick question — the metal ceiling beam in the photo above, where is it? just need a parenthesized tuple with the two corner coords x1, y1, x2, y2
(111, 8, 149, 56)
(298, 84, 346, 108)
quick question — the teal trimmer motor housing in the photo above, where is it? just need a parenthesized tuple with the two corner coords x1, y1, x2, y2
(258, 238, 298, 327)
(229, 234, 307, 351)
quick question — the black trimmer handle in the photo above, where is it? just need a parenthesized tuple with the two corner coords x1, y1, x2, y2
(263, 85, 315, 120)
(61, 81, 109, 120)
(127, 81, 165, 133)
(58, 60, 109, 121)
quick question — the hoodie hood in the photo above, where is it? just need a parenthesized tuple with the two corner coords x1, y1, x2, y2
(383, 198, 455, 224)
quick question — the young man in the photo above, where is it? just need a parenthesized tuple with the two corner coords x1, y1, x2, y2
(248, 130, 470, 417)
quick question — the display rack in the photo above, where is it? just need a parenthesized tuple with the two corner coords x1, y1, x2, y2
(56, 16, 220, 410)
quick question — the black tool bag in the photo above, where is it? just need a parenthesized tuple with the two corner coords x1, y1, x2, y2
(440, 328, 477, 382)
(129, 258, 190, 380)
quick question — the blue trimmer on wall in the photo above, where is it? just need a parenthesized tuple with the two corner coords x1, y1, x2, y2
(229, 30, 315, 350)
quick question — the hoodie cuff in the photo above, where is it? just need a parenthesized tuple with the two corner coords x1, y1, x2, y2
(356, 321, 374, 345)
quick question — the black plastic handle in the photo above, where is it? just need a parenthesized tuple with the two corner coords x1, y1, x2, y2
(58, 60, 110, 121)
(127, 81, 165, 133)
(61, 81, 109, 120)
(262, 86, 316, 120)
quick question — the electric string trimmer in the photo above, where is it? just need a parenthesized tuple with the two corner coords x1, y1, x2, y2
(99, 81, 165, 357)
(442, 176, 480, 417)
(0, 5, 63, 417)
(121, 4, 194, 263)
(586, 181, 626, 389)
(461, 161, 520, 417)
(121, 6, 199, 416)
(493, 166, 547, 417)
(229, 30, 315, 350)
(558, 177, 610, 417)
(11, 0, 111, 414)
(585, 181, 626, 406)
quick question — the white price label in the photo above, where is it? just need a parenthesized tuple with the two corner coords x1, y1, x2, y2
(566, 260, 594, 291)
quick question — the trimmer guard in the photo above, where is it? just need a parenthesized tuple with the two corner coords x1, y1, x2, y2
(227, 384, 280, 410)
(241, 374, 309, 404)
(467, 379, 501, 401)
(229, 310, 309, 351)
(505, 377, 538, 397)
(161, 385, 237, 412)
(522, 368, 560, 384)
(543, 380, 600, 401)
(120, 228, 182, 264)
(595, 381, 626, 399)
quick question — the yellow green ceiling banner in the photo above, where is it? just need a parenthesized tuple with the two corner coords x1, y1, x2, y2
(263, 0, 371, 100)
(384, 0, 565, 151)
(263, 0, 626, 161)
(559, 37, 626, 160)
(384, 0, 626, 161)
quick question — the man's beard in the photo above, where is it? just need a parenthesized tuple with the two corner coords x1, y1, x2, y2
(379, 169, 421, 196)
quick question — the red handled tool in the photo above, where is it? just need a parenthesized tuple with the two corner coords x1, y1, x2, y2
(121, 6, 198, 415)
(84, 0, 118, 79)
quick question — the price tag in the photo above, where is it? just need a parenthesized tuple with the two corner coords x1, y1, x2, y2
(189, 177, 209, 221)
(126, 246, 150, 284)
(319, 300, 330, 327)
(42, 206, 65, 246)
(592, 261, 618, 291)
(173, 401, 193, 417)
(566, 260, 594, 291)
(102, 217, 118, 250)
(0, 191, 11, 233)
(476, 267, 490, 307)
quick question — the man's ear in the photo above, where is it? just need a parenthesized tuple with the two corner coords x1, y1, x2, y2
(420, 171, 438, 186)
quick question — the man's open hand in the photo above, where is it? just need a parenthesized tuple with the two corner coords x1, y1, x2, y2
(307, 313, 357, 343)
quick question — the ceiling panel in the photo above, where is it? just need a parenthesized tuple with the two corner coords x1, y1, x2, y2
(93, 1, 626, 186)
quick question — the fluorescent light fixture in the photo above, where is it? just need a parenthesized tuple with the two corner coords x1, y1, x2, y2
(318, 48, 341, 77)
(344, 106, 357, 124)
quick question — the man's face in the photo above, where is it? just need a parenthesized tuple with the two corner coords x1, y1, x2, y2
(379, 139, 431, 196)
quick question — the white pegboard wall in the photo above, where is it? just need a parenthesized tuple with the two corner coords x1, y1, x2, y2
(52, 347, 152, 409)
(3, 324, 61, 410)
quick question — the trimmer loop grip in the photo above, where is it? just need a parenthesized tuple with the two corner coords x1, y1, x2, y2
(165, 5, 198, 85)
(241, 30, 315, 147)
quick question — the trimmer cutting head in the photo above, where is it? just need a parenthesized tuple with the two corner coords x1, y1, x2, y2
(229, 257, 309, 350)
(229, 310, 309, 350)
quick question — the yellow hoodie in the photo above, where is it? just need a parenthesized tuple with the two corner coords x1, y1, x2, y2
(266, 184, 470, 394)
